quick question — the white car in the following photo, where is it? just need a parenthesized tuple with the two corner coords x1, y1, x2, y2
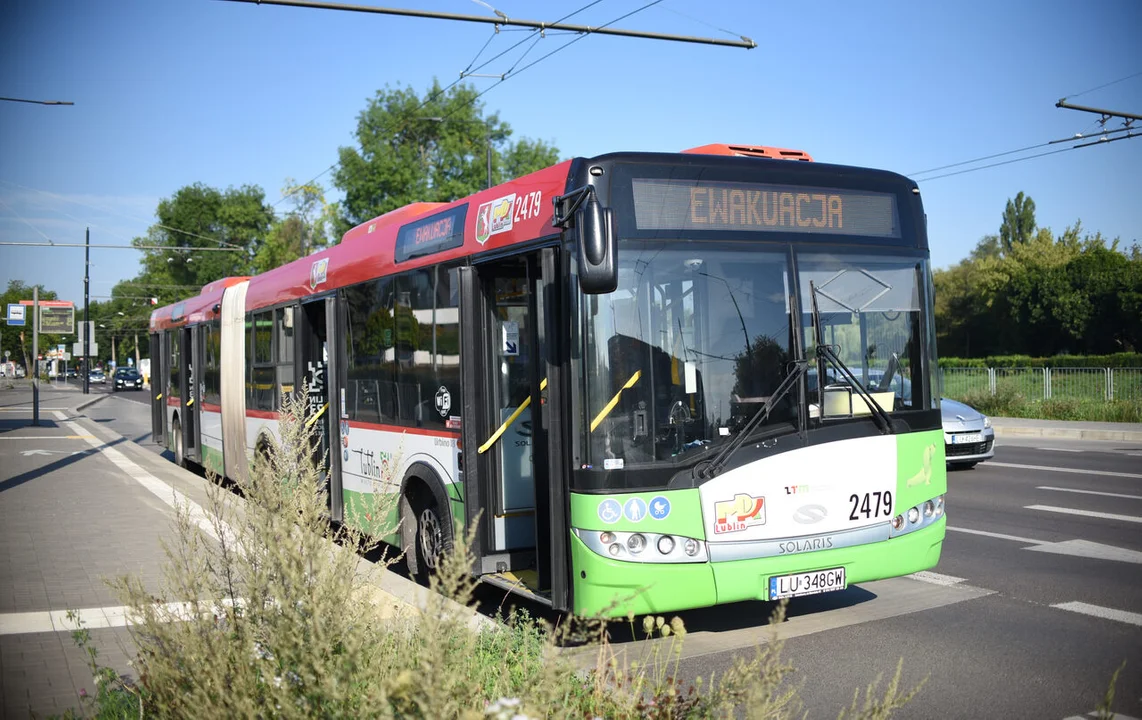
(942, 398, 994, 469)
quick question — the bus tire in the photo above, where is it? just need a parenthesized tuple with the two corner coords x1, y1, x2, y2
(172, 415, 186, 468)
(401, 481, 452, 578)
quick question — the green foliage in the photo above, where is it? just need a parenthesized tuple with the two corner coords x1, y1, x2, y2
(958, 389, 1142, 422)
(939, 353, 1142, 368)
(333, 80, 560, 236)
(999, 191, 1036, 253)
(934, 193, 1142, 357)
(253, 178, 337, 274)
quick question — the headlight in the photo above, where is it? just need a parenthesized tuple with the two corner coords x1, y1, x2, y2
(907, 506, 920, 524)
(627, 533, 647, 554)
(983, 416, 992, 429)
(657, 535, 675, 555)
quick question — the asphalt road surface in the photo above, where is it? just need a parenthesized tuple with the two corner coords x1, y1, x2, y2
(85, 394, 1142, 719)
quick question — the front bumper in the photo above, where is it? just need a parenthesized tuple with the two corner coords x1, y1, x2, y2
(944, 427, 995, 464)
(570, 517, 946, 617)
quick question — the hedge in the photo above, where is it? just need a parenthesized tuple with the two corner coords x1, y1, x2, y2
(939, 353, 1142, 369)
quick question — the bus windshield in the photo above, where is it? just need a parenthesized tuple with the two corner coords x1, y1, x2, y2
(578, 240, 936, 488)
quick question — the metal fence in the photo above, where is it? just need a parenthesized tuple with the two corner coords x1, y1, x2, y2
(939, 367, 1142, 402)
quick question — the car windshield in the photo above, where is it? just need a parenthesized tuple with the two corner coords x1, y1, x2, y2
(575, 241, 937, 489)
(116, 369, 138, 377)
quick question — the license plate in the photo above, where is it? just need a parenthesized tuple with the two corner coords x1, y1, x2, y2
(952, 433, 983, 444)
(768, 567, 846, 600)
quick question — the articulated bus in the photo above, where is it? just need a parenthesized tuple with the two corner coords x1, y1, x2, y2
(149, 143, 947, 617)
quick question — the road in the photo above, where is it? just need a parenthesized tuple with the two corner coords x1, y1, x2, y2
(78, 393, 1142, 718)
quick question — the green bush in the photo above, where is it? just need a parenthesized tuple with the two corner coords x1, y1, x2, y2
(960, 389, 1142, 422)
(940, 353, 1142, 369)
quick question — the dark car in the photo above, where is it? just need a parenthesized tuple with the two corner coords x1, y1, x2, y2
(113, 368, 143, 391)
(66, 367, 78, 379)
(941, 398, 994, 469)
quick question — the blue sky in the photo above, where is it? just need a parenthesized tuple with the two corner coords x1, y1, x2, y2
(2, 0, 1139, 320)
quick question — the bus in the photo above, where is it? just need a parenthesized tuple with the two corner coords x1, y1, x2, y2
(149, 143, 947, 618)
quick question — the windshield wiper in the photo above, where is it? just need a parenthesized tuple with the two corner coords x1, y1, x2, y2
(808, 280, 893, 435)
(696, 358, 809, 480)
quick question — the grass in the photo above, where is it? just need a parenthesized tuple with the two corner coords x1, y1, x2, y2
(958, 388, 1142, 423)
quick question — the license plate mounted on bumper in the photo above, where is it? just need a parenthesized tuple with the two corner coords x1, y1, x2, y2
(768, 567, 846, 600)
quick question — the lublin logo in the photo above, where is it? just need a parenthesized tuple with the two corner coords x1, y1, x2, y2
(713, 493, 765, 535)
(475, 193, 516, 244)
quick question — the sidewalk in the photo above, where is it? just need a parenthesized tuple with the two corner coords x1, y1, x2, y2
(0, 386, 466, 719)
(990, 416, 1142, 442)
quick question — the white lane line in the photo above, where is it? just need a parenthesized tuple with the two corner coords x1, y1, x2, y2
(947, 526, 1043, 544)
(0, 435, 94, 440)
(1035, 447, 1083, 452)
(1025, 505, 1142, 524)
(0, 407, 71, 411)
(950, 526, 1142, 563)
(1051, 601, 1142, 628)
(1037, 486, 1142, 501)
(990, 461, 1142, 480)
(0, 600, 243, 635)
(52, 410, 237, 547)
(908, 571, 967, 586)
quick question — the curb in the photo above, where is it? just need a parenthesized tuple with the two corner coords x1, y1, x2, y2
(74, 392, 110, 413)
(993, 426, 1142, 443)
(67, 401, 497, 631)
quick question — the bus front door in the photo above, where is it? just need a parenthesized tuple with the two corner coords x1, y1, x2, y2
(300, 297, 344, 523)
(461, 248, 568, 608)
(180, 326, 200, 465)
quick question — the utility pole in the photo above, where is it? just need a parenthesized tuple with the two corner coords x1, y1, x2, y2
(32, 286, 39, 426)
(84, 227, 90, 394)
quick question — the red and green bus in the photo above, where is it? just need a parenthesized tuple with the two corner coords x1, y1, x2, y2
(149, 143, 947, 617)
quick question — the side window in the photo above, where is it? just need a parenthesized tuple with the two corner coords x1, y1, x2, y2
(168, 330, 181, 400)
(251, 311, 274, 412)
(274, 307, 295, 404)
(434, 265, 461, 429)
(345, 278, 394, 424)
(204, 321, 221, 406)
(393, 269, 433, 426)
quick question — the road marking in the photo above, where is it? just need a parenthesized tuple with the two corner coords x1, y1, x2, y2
(1037, 486, 1142, 501)
(949, 526, 1142, 564)
(1035, 447, 1082, 452)
(1025, 505, 1142, 524)
(1051, 601, 1142, 628)
(0, 407, 70, 412)
(50, 410, 238, 548)
(947, 526, 1042, 544)
(908, 571, 967, 586)
(990, 461, 1142, 480)
(0, 599, 242, 635)
(0, 435, 95, 440)
(1026, 539, 1142, 564)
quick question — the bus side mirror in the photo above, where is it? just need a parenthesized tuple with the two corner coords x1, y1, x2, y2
(574, 193, 618, 295)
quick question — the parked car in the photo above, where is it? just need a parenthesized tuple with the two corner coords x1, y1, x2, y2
(89, 369, 106, 384)
(113, 367, 143, 391)
(942, 398, 994, 469)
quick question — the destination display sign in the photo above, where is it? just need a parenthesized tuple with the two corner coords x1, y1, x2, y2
(395, 205, 467, 263)
(631, 179, 899, 238)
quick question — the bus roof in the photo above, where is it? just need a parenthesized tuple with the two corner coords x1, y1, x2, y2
(149, 143, 829, 330)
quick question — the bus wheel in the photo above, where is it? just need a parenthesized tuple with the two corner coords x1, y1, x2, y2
(172, 417, 186, 468)
(402, 488, 452, 577)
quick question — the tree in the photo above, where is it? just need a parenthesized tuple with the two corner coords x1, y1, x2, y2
(133, 183, 274, 290)
(999, 191, 1036, 253)
(253, 179, 336, 274)
(333, 81, 560, 236)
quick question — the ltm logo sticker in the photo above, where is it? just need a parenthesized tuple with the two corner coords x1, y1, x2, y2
(475, 193, 516, 244)
(713, 493, 766, 534)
